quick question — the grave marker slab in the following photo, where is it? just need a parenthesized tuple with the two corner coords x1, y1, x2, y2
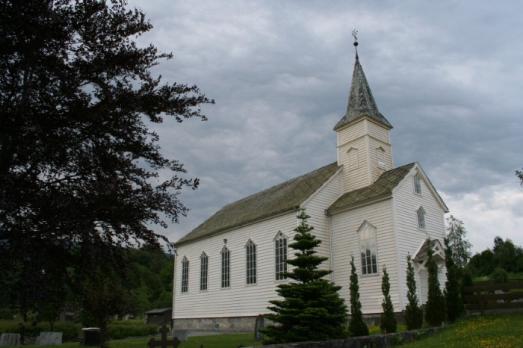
(35, 332, 63, 346)
(0, 333, 21, 347)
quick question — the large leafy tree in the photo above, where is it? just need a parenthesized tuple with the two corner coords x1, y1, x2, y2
(263, 210, 347, 344)
(468, 237, 523, 276)
(0, 0, 210, 332)
(492, 237, 522, 273)
(446, 216, 472, 268)
(404, 255, 423, 330)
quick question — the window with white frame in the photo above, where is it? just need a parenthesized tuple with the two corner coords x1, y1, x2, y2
(245, 240, 257, 284)
(221, 246, 230, 288)
(414, 173, 422, 194)
(181, 256, 189, 293)
(359, 221, 378, 275)
(200, 252, 208, 291)
(275, 232, 287, 280)
(417, 206, 426, 229)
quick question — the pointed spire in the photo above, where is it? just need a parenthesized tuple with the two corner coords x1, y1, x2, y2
(334, 35, 392, 131)
(353, 29, 359, 62)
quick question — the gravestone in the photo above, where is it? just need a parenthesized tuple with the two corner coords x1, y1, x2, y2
(254, 315, 264, 341)
(172, 330, 188, 342)
(82, 327, 101, 346)
(0, 333, 21, 347)
(147, 325, 180, 348)
(35, 332, 63, 346)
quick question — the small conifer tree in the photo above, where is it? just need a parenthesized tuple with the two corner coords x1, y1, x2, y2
(425, 239, 446, 327)
(263, 210, 347, 344)
(380, 267, 397, 333)
(348, 257, 369, 337)
(444, 238, 464, 322)
(405, 255, 423, 330)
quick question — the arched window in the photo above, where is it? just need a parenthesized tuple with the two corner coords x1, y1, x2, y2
(221, 246, 230, 288)
(359, 221, 378, 275)
(274, 232, 287, 280)
(376, 146, 386, 170)
(417, 207, 426, 229)
(245, 240, 257, 284)
(414, 173, 422, 194)
(181, 256, 189, 293)
(200, 252, 208, 291)
(346, 147, 359, 171)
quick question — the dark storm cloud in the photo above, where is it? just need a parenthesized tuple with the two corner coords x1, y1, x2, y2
(130, 0, 523, 251)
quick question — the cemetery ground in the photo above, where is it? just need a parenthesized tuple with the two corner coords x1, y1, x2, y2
(20, 333, 260, 348)
(1, 314, 522, 347)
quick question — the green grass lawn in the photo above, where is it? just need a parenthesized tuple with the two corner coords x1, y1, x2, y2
(22, 333, 259, 348)
(401, 313, 523, 348)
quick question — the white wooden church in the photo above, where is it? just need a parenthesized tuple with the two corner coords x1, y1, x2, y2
(172, 49, 448, 332)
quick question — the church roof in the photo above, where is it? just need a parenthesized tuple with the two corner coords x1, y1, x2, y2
(326, 163, 415, 215)
(334, 55, 393, 131)
(175, 162, 340, 246)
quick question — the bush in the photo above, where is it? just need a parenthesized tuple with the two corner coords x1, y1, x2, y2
(0, 309, 15, 320)
(348, 257, 369, 337)
(490, 268, 509, 283)
(425, 240, 445, 327)
(444, 238, 464, 322)
(0, 321, 81, 341)
(380, 267, 396, 333)
(405, 256, 423, 330)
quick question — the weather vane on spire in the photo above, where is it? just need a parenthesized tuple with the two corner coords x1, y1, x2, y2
(352, 28, 359, 59)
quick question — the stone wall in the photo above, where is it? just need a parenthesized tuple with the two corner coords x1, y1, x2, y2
(172, 313, 404, 334)
(262, 327, 442, 348)
(172, 316, 256, 332)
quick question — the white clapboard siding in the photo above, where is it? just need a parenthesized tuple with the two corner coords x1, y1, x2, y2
(338, 136, 372, 192)
(302, 169, 343, 273)
(173, 212, 297, 319)
(367, 120, 390, 144)
(368, 137, 393, 183)
(330, 199, 400, 314)
(392, 165, 447, 307)
(337, 119, 393, 193)
(336, 119, 366, 146)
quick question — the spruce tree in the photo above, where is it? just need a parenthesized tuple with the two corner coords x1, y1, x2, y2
(263, 210, 347, 344)
(380, 267, 397, 333)
(405, 255, 423, 330)
(444, 238, 464, 322)
(348, 257, 369, 337)
(425, 239, 446, 327)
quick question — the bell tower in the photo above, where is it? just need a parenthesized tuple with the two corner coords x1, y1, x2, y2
(334, 33, 394, 193)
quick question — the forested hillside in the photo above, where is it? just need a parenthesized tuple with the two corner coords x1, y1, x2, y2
(0, 246, 173, 321)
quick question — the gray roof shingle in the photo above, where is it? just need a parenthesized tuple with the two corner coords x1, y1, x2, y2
(326, 163, 415, 215)
(175, 162, 340, 246)
(334, 56, 393, 131)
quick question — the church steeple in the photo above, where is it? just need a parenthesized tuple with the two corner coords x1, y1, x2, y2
(334, 33, 394, 192)
(334, 37, 392, 131)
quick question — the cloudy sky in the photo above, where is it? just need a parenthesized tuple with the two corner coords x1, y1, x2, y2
(128, 0, 522, 253)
